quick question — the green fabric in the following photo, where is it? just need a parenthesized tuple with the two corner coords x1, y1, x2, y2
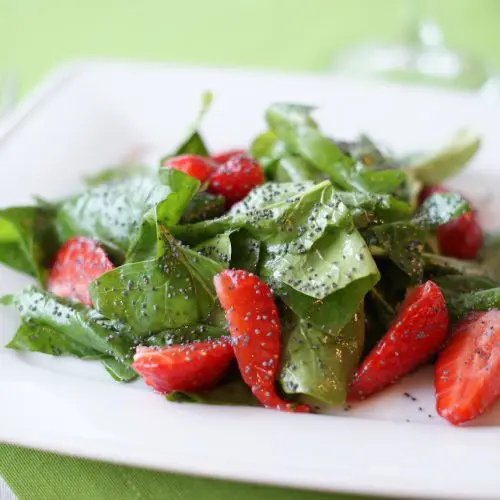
(0, 0, 499, 498)
(0, 444, 373, 500)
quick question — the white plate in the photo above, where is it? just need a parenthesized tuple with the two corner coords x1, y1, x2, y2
(1, 61, 500, 500)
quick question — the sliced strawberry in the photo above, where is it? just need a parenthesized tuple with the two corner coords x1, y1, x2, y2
(419, 184, 484, 260)
(436, 212, 484, 260)
(349, 280, 448, 400)
(211, 149, 247, 164)
(214, 269, 310, 413)
(435, 310, 500, 425)
(133, 339, 233, 394)
(208, 154, 264, 205)
(162, 154, 215, 183)
(47, 237, 114, 306)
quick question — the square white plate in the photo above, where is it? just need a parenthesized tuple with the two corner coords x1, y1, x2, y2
(1, 61, 500, 500)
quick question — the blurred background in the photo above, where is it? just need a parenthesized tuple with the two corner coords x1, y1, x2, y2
(1, 0, 500, 99)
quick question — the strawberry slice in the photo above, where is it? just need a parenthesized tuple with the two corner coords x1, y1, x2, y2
(211, 149, 247, 164)
(208, 154, 264, 205)
(133, 339, 233, 394)
(435, 310, 500, 425)
(349, 280, 448, 400)
(419, 184, 484, 260)
(162, 154, 215, 183)
(47, 237, 114, 306)
(214, 269, 310, 412)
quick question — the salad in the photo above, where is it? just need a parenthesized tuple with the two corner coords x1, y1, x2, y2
(1, 94, 498, 426)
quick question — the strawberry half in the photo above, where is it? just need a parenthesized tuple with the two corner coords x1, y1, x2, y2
(435, 310, 500, 425)
(47, 237, 114, 306)
(208, 154, 264, 205)
(419, 184, 484, 260)
(349, 280, 448, 400)
(214, 269, 310, 412)
(211, 149, 247, 164)
(133, 339, 233, 394)
(162, 154, 215, 183)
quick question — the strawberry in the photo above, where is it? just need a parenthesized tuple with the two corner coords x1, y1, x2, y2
(133, 339, 233, 394)
(435, 310, 500, 425)
(211, 149, 247, 164)
(436, 212, 484, 260)
(349, 280, 448, 400)
(208, 154, 264, 205)
(47, 237, 114, 306)
(162, 154, 215, 183)
(214, 269, 310, 413)
(419, 184, 484, 260)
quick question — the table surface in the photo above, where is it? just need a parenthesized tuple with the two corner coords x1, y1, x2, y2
(1, 1, 500, 499)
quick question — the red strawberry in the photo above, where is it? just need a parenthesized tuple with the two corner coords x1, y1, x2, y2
(133, 339, 233, 394)
(47, 237, 114, 306)
(349, 281, 448, 400)
(211, 149, 247, 164)
(214, 269, 310, 413)
(208, 154, 264, 205)
(435, 310, 500, 425)
(162, 154, 215, 183)
(436, 212, 484, 260)
(419, 184, 484, 260)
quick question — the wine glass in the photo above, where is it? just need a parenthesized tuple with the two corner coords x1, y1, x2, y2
(332, 0, 500, 96)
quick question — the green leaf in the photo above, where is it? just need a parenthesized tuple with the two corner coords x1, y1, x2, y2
(90, 231, 224, 335)
(143, 323, 228, 347)
(409, 129, 481, 185)
(2, 287, 135, 365)
(415, 192, 470, 226)
(279, 306, 365, 405)
(194, 233, 232, 268)
(446, 288, 500, 321)
(126, 169, 201, 263)
(478, 232, 500, 283)
(229, 230, 261, 273)
(167, 378, 259, 406)
(265, 103, 406, 193)
(102, 358, 138, 382)
(181, 192, 225, 224)
(250, 130, 286, 172)
(56, 176, 172, 257)
(84, 165, 153, 186)
(0, 206, 59, 281)
(262, 220, 377, 300)
(275, 155, 323, 182)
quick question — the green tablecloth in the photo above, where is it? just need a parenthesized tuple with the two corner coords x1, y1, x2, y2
(1, 1, 500, 499)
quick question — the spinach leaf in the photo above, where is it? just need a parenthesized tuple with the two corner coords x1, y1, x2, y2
(279, 306, 364, 405)
(368, 193, 470, 278)
(446, 288, 500, 321)
(265, 103, 406, 193)
(181, 192, 225, 224)
(0, 206, 59, 282)
(167, 378, 258, 406)
(84, 165, 153, 186)
(126, 169, 200, 263)
(90, 230, 224, 335)
(1, 288, 137, 378)
(250, 130, 286, 173)
(229, 230, 261, 273)
(409, 129, 481, 185)
(102, 358, 138, 382)
(143, 323, 228, 347)
(275, 155, 322, 182)
(261, 220, 377, 300)
(195, 233, 232, 267)
(56, 176, 171, 257)
(423, 252, 493, 278)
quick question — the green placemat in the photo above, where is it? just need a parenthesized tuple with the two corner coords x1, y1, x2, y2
(0, 444, 376, 500)
(1, 1, 499, 498)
